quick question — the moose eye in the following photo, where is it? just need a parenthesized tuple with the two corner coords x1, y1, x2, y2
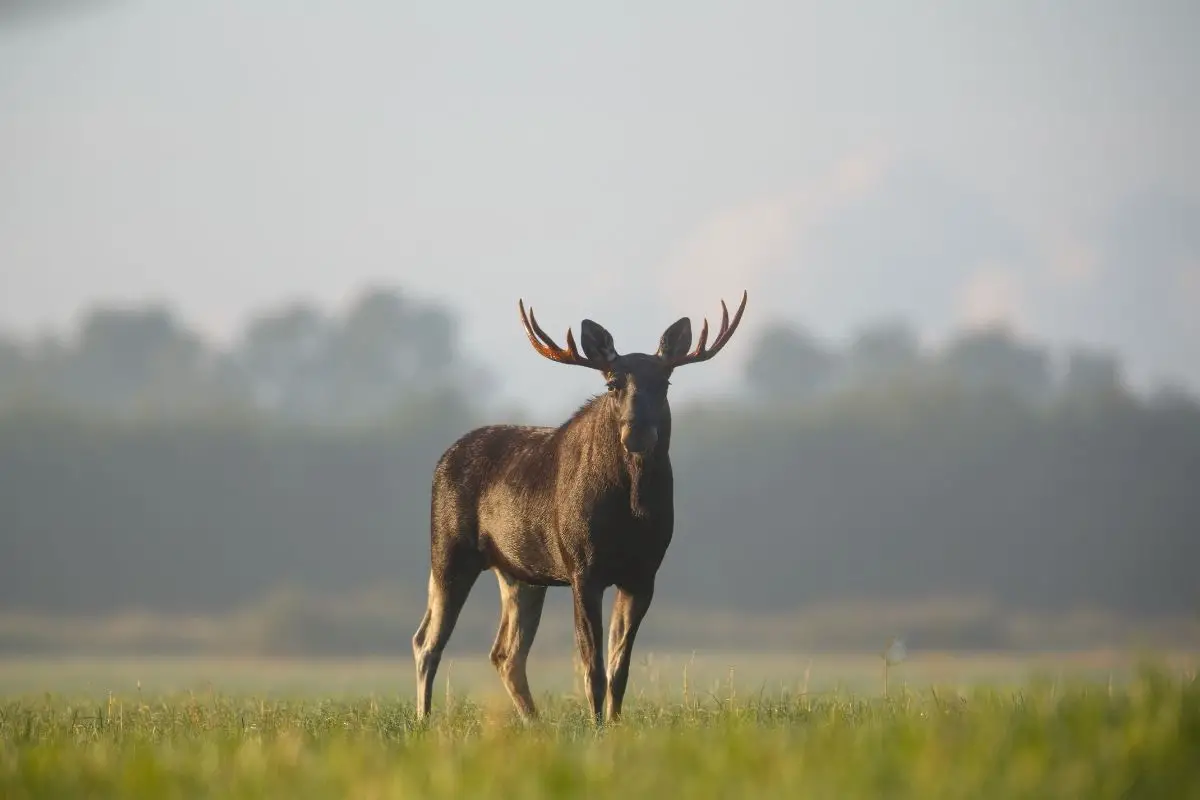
(606, 376, 625, 393)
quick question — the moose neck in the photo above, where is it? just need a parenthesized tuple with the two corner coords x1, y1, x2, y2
(565, 394, 673, 516)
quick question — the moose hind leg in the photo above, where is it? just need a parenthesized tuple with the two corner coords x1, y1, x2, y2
(413, 562, 480, 722)
(489, 570, 547, 720)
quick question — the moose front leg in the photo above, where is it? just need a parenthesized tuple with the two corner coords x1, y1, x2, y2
(605, 582, 654, 722)
(571, 579, 607, 726)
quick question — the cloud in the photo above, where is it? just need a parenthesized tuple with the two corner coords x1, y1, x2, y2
(656, 159, 1200, 393)
(827, 147, 893, 198)
(647, 152, 894, 399)
(1026, 190, 1200, 389)
(956, 266, 1024, 330)
(1045, 238, 1100, 286)
(1177, 263, 1200, 334)
(1179, 263, 1200, 301)
(783, 157, 1031, 339)
(658, 194, 801, 315)
(657, 147, 892, 321)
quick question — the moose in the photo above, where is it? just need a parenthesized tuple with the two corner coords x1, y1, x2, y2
(412, 290, 748, 725)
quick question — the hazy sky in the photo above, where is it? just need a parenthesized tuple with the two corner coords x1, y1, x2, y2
(2, 0, 1198, 416)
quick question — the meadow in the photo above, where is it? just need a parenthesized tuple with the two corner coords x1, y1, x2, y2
(1, 651, 1197, 798)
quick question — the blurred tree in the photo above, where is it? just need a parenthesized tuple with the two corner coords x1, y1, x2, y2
(5, 378, 1199, 623)
(320, 287, 476, 424)
(1147, 381, 1200, 414)
(841, 319, 922, 388)
(24, 334, 72, 410)
(938, 324, 1052, 402)
(58, 306, 236, 417)
(236, 302, 332, 420)
(1062, 347, 1128, 400)
(744, 322, 838, 402)
(233, 286, 491, 427)
(0, 336, 30, 409)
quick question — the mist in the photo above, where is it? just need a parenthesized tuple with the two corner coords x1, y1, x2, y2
(2, 2, 1198, 658)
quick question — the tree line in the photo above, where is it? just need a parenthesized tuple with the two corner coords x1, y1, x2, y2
(0, 285, 1197, 644)
(0, 286, 490, 427)
(2, 285, 1194, 427)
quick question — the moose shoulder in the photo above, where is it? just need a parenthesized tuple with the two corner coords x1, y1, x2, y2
(412, 291, 748, 725)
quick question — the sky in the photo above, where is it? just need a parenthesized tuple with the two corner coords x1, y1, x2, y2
(2, 0, 1198, 417)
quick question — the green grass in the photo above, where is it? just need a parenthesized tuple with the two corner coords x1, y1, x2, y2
(0, 658, 1197, 798)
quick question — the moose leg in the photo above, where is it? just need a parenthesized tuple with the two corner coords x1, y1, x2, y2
(571, 579, 607, 726)
(489, 570, 548, 720)
(413, 564, 479, 722)
(604, 582, 654, 722)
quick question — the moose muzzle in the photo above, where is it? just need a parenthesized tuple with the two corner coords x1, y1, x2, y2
(620, 424, 659, 456)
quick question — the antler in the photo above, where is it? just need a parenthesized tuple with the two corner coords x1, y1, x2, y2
(518, 300, 609, 370)
(667, 290, 749, 368)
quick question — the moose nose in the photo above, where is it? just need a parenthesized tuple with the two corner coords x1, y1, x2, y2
(620, 424, 658, 455)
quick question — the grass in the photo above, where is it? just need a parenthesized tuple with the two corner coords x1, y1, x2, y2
(0, 655, 1197, 798)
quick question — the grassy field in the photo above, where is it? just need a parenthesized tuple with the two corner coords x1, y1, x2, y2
(1, 652, 1197, 798)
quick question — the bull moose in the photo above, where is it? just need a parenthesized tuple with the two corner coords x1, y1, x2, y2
(412, 291, 749, 724)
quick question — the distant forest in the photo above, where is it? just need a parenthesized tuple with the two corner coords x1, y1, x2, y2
(1, 286, 1197, 654)
(3, 284, 1193, 427)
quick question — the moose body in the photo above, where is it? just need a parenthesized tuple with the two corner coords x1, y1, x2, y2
(412, 292, 747, 724)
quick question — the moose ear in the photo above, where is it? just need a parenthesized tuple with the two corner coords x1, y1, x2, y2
(656, 317, 692, 362)
(580, 319, 619, 365)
